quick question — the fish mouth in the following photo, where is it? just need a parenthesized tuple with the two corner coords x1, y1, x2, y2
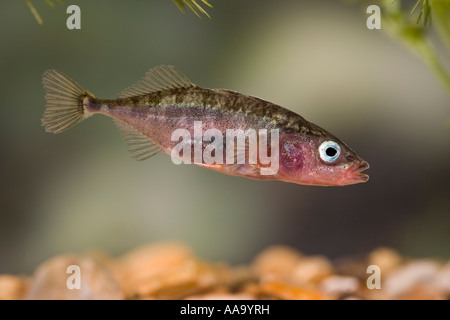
(347, 160, 370, 183)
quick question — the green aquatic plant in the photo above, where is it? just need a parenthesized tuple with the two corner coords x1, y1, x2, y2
(381, 0, 450, 96)
(25, 0, 63, 25)
(411, 0, 432, 26)
(172, 0, 213, 18)
(25, 0, 213, 25)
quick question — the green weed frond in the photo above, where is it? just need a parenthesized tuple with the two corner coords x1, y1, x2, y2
(172, 0, 213, 18)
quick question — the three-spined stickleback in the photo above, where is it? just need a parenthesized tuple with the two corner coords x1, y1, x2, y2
(41, 65, 369, 186)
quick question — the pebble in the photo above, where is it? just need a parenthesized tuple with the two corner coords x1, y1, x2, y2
(24, 254, 123, 300)
(384, 260, 441, 298)
(0, 275, 27, 300)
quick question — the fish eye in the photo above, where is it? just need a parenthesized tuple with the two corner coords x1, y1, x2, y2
(319, 141, 341, 163)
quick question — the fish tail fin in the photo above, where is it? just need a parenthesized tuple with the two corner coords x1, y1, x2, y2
(41, 69, 95, 134)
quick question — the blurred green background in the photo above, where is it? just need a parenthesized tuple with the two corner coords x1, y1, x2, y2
(0, 0, 449, 274)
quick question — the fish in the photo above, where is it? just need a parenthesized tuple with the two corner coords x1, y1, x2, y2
(41, 65, 369, 186)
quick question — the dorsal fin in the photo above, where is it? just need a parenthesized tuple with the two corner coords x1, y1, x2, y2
(114, 120, 161, 161)
(119, 65, 195, 98)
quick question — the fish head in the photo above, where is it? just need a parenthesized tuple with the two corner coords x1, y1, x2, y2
(278, 132, 369, 186)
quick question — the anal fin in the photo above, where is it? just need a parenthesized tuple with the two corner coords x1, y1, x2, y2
(114, 120, 161, 161)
